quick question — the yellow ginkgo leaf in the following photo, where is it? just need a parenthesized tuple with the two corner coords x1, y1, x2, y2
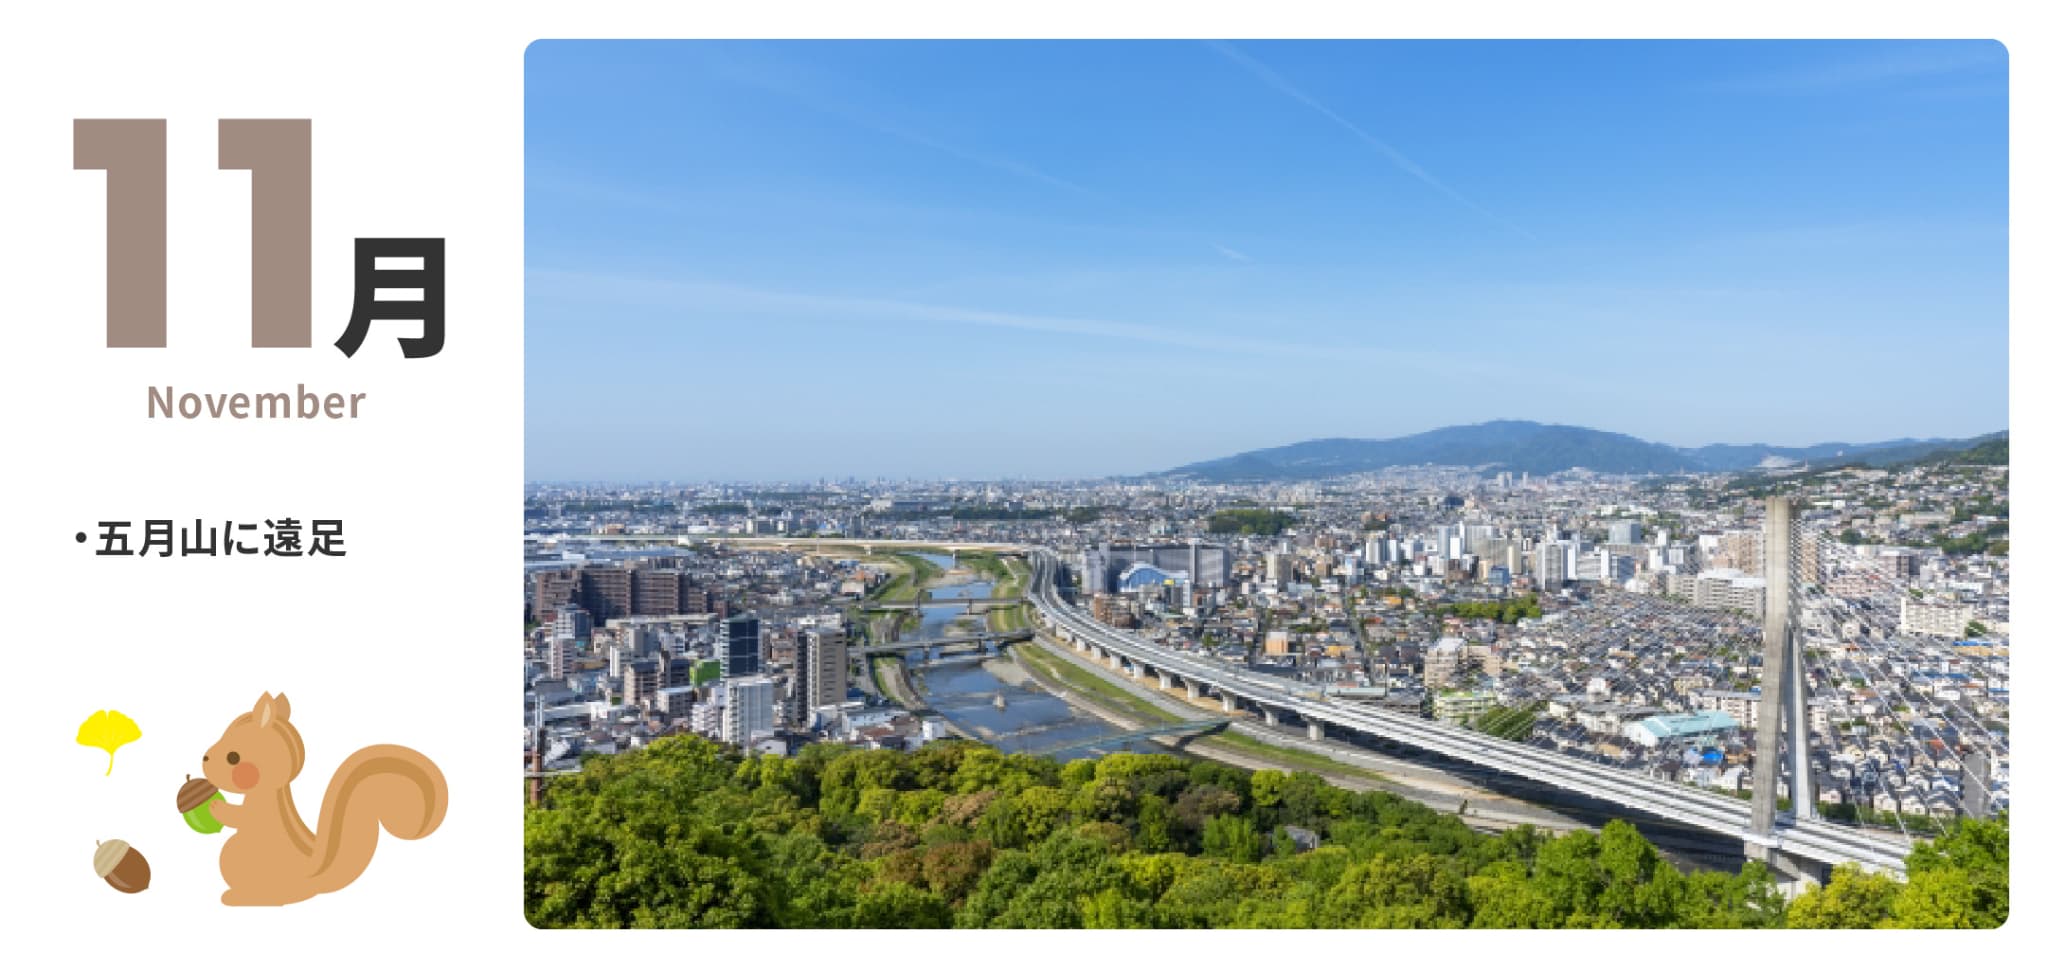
(77, 710, 142, 776)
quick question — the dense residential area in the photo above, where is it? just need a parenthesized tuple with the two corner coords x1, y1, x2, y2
(524, 433, 2009, 927)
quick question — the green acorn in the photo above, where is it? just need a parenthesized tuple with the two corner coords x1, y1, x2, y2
(177, 775, 225, 834)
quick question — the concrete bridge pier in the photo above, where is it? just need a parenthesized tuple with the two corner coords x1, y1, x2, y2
(1746, 842, 1831, 896)
(1220, 693, 1238, 714)
(1186, 682, 1202, 702)
(1157, 671, 1175, 691)
(1307, 721, 1326, 742)
(1264, 709, 1279, 727)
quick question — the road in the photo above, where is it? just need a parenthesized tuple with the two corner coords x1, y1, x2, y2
(1025, 548, 1914, 875)
(1014, 636, 1592, 835)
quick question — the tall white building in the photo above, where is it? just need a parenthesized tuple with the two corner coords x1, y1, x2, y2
(723, 675, 777, 748)
(690, 700, 723, 738)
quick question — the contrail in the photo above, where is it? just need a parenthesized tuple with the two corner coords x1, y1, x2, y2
(1209, 41, 1535, 241)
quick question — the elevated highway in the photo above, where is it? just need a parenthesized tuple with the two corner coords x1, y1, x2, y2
(540, 534, 1915, 876)
(1021, 548, 1913, 876)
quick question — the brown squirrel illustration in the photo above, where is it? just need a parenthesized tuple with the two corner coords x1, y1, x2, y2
(200, 692, 447, 906)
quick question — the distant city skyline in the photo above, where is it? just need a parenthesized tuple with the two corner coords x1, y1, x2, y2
(526, 40, 2009, 482)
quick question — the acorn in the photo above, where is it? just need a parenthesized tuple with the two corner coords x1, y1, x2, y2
(177, 775, 225, 834)
(93, 839, 151, 894)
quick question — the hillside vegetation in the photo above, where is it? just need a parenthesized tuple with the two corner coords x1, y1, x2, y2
(524, 735, 2006, 929)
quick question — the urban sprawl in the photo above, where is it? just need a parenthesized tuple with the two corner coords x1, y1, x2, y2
(524, 458, 2009, 837)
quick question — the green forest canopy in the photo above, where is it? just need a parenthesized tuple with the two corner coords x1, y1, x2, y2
(1433, 594, 1543, 623)
(524, 735, 2006, 929)
(1208, 509, 1295, 536)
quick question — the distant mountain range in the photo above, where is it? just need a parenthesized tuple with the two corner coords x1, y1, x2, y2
(1158, 420, 2008, 482)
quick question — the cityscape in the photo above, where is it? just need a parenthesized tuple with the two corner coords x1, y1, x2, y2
(522, 428, 2009, 925)
(522, 40, 2009, 929)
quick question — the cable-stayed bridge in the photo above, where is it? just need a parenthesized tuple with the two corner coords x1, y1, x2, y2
(1018, 502, 1933, 879)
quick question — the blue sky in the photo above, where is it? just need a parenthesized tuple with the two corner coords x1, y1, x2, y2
(525, 40, 2008, 482)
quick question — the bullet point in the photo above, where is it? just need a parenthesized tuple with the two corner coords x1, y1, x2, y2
(75, 532, 88, 543)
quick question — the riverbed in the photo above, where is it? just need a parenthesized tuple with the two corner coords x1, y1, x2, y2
(902, 553, 1164, 761)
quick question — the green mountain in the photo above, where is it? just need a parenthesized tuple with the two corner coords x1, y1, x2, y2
(1159, 420, 2003, 482)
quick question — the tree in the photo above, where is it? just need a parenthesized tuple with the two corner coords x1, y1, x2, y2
(1319, 853, 1470, 928)
(1468, 866, 1553, 926)
(1250, 769, 1288, 809)
(1136, 795, 1177, 853)
(1890, 814, 2008, 928)
(1201, 814, 1262, 863)
(1675, 862, 1784, 928)
(1081, 887, 1147, 928)
(1786, 864, 1901, 928)
(1059, 758, 1097, 789)
(852, 881, 951, 928)
(524, 732, 2008, 930)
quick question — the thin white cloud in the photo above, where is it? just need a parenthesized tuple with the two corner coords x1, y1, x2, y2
(840, 110, 1109, 202)
(696, 49, 1107, 203)
(695, 48, 1255, 263)
(529, 268, 1473, 373)
(1213, 244, 1251, 262)
(1208, 41, 1535, 241)
(1699, 43, 2007, 95)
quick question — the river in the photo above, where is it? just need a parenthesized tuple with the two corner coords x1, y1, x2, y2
(901, 553, 1165, 762)
(891, 554, 1746, 870)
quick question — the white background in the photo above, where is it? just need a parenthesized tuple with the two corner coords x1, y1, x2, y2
(0, 0, 2034, 960)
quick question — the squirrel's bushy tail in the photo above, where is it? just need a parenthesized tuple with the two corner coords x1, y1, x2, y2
(306, 744, 448, 896)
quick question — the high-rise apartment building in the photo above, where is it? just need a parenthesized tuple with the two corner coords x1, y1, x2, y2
(552, 603, 592, 644)
(723, 675, 777, 748)
(1900, 598, 1970, 638)
(581, 568, 634, 623)
(631, 569, 689, 615)
(1423, 638, 1465, 688)
(719, 613, 762, 677)
(1693, 568, 1766, 617)
(1709, 530, 1764, 575)
(1876, 549, 1919, 579)
(623, 658, 660, 708)
(689, 700, 723, 738)
(798, 626, 848, 725)
(531, 565, 696, 625)
(546, 635, 573, 679)
(1534, 542, 1568, 590)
